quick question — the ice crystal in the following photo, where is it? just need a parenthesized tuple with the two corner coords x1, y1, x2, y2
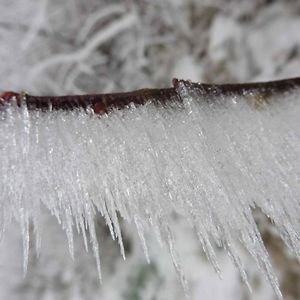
(1, 84, 300, 299)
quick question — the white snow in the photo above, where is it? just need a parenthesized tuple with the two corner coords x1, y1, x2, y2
(1, 84, 300, 299)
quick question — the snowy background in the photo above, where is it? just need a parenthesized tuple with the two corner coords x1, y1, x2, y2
(1, 0, 300, 299)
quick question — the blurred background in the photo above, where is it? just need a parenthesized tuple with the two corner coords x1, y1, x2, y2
(1, 0, 300, 299)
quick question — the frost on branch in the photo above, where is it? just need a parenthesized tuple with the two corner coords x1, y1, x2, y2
(1, 78, 300, 299)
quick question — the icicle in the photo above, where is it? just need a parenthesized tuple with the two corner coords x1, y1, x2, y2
(87, 217, 102, 283)
(134, 216, 150, 264)
(19, 208, 30, 276)
(165, 225, 190, 300)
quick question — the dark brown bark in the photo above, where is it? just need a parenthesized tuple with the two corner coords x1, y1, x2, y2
(1, 77, 300, 114)
(173, 77, 300, 96)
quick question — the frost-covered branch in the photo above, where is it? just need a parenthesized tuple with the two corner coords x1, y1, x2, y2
(2, 77, 300, 113)
(28, 13, 137, 87)
(2, 76, 300, 299)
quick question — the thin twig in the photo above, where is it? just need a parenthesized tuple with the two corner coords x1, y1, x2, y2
(1, 77, 300, 114)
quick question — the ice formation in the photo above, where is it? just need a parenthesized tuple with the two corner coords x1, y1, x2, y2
(1, 82, 300, 299)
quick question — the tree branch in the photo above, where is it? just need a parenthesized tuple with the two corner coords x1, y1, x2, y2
(1, 77, 300, 113)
